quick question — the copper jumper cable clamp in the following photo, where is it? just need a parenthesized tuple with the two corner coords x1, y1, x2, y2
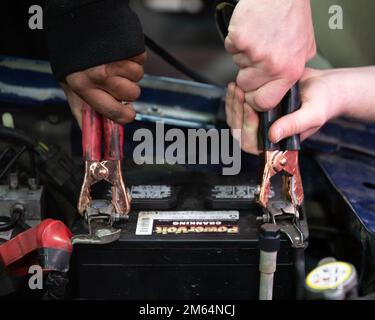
(73, 103, 131, 245)
(256, 85, 305, 248)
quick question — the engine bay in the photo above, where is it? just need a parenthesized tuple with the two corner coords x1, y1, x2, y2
(0, 56, 375, 301)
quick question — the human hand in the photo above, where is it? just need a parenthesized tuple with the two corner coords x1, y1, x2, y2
(225, 68, 346, 154)
(60, 52, 147, 127)
(225, 0, 316, 112)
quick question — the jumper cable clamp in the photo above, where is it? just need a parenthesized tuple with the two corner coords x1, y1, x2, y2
(73, 104, 131, 245)
(256, 85, 304, 248)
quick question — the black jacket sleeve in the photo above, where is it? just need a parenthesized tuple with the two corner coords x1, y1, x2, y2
(45, 0, 145, 80)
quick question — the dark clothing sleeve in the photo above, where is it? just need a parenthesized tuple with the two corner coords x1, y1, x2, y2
(45, 0, 145, 80)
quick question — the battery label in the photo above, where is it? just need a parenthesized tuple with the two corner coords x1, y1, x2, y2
(211, 185, 275, 199)
(130, 185, 171, 199)
(136, 211, 239, 235)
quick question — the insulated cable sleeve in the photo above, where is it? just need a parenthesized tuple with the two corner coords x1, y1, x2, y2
(280, 84, 301, 151)
(144, 34, 219, 86)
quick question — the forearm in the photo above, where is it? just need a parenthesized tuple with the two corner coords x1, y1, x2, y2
(330, 67, 375, 122)
(45, 0, 145, 80)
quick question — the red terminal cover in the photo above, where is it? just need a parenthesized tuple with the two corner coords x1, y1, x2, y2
(0, 219, 72, 269)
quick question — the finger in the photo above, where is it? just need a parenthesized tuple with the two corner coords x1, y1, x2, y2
(129, 51, 148, 65)
(77, 88, 136, 124)
(101, 76, 141, 102)
(269, 101, 324, 143)
(236, 67, 272, 92)
(229, 86, 245, 142)
(225, 82, 236, 127)
(67, 94, 84, 128)
(300, 127, 320, 142)
(60, 82, 84, 128)
(224, 35, 242, 55)
(232, 53, 252, 68)
(106, 60, 144, 82)
(245, 78, 291, 112)
(231, 86, 245, 130)
(241, 102, 260, 155)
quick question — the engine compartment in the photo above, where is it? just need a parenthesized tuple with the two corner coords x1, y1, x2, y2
(0, 57, 375, 300)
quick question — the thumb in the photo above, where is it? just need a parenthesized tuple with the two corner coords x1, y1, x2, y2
(245, 78, 290, 112)
(67, 94, 84, 129)
(61, 82, 84, 128)
(268, 100, 324, 143)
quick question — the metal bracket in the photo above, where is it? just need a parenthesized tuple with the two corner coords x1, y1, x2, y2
(72, 200, 126, 245)
(264, 200, 305, 248)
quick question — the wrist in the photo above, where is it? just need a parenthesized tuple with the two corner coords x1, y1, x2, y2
(330, 67, 375, 119)
(327, 69, 354, 119)
(314, 68, 361, 120)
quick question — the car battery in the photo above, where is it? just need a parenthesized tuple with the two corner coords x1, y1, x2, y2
(71, 172, 307, 300)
